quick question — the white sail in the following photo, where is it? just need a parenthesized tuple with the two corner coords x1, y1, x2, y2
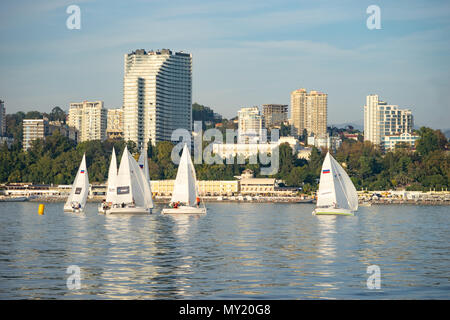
(316, 152, 358, 211)
(105, 147, 117, 203)
(138, 148, 150, 182)
(171, 144, 198, 206)
(115, 146, 134, 205)
(64, 153, 89, 210)
(334, 157, 359, 211)
(129, 150, 153, 209)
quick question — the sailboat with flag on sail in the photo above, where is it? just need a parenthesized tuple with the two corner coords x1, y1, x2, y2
(312, 151, 359, 216)
(64, 153, 89, 213)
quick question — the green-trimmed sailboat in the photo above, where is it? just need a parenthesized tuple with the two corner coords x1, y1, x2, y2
(312, 152, 358, 216)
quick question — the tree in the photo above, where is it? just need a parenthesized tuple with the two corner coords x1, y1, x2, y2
(24, 111, 43, 119)
(279, 123, 290, 137)
(416, 127, 447, 156)
(49, 106, 66, 122)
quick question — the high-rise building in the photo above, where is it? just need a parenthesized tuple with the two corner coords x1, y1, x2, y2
(262, 104, 288, 129)
(23, 118, 49, 151)
(291, 89, 327, 139)
(238, 107, 265, 143)
(68, 101, 107, 142)
(0, 100, 5, 136)
(291, 89, 307, 138)
(364, 94, 414, 146)
(107, 108, 124, 140)
(305, 90, 327, 138)
(123, 49, 192, 148)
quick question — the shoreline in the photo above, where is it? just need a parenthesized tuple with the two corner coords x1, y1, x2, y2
(1, 196, 448, 205)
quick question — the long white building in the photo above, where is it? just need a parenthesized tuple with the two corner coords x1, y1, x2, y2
(123, 49, 192, 148)
(364, 94, 414, 147)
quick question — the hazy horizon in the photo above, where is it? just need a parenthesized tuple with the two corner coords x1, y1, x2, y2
(1, 0, 449, 130)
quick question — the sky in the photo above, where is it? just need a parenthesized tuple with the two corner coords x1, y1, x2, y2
(0, 0, 449, 129)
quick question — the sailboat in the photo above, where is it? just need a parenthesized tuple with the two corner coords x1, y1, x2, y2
(161, 144, 206, 214)
(312, 152, 358, 216)
(98, 147, 118, 214)
(64, 153, 89, 212)
(102, 146, 153, 214)
(138, 148, 150, 182)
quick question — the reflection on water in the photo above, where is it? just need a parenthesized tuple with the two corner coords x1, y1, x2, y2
(0, 202, 448, 299)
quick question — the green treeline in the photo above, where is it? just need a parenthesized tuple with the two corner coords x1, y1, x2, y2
(0, 126, 448, 192)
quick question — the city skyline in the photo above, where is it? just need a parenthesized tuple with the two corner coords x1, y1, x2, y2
(0, 0, 449, 130)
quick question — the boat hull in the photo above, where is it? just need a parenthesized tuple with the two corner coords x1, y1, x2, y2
(161, 206, 206, 215)
(313, 207, 355, 216)
(104, 207, 151, 215)
(63, 206, 83, 213)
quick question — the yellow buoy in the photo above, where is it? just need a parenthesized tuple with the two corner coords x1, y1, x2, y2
(38, 204, 45, 215)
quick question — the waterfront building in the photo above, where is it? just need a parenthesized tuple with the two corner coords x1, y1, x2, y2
(238, 107, 265, 143)
(382, 132, 420, 151)
(262, 104, 288, 129)
(22, 118, 49, 151)
(364, 94, 414, 146)
(239, 178, 276, 195)
(291, 89, 327, 138)
(123, 49, 192, 148)
(68, 100, 107, 142)
(106, 108, 124, 140)
(150, 180, 239, 197)
(0, 100, 5, 136)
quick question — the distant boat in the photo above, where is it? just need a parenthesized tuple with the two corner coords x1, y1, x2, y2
(162, 144, 206, 214)
(312, 152, 358, 216)
(64, 153, 89, 213)
(98, 147, 117, 214)
(102, 146, 153, 215)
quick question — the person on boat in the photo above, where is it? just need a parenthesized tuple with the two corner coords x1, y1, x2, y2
(196, 196, 200, 208)
(174, 202, 178, 209)
(121, 202, 125, 208)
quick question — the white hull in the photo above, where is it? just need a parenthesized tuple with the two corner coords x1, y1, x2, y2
(161, 206, 206, 215)
(104, 206, 151, 215)
(64, 206, 83, 213)
(312, 207, 355, 216)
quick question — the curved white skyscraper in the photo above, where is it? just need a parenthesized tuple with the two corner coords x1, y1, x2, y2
(123, 49, 192, 148)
